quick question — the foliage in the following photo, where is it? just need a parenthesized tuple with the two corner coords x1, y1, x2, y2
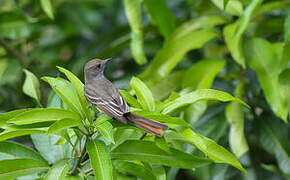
(0, 0, 289, 179)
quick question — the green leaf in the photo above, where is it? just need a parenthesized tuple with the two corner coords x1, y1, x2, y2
(223, 23, 245, 67)
(47, 118, 83, 135)
(253, 1, 290, 18)
(111, 140, 212, 169)
(132, 110, 191, 128)
(87, 139, 113, 180)
(40, 0, 54, 19)
(124, 0, 147, 65)
(279, 68, 290, 117)
(144, 0, 175, 39)
(130, 77, 155, 111)
(44, 159, 75, 180)
(0, 141, 47, 163)
(0, 109, 31, 127)
(225, 0, 243, 16)
(8, 108, 81, 125)
(42, 77, 85, 119)
(181, 128, 246, 173)
(140, 15, 227, 84)
(119, 89, 142, 109)
(235, 0, 264, 37)
(183, 59, 226, 89)
(151, 165, 166, 180)
(225, 83, 249, 158)
(257, 118, 290, 175)
(57, 66, 91, 121)
(0, 130, 46, 141)
(22, 69, 41, 105)
(114, 160, 156, 180)
(94, 114, 113, 126)
(284, 15, 290, 42)
(0, 59, 8, 80)
(160, 89, 249, 115)
(110, 128, 141, 151)
(31, 134, 72, 164)
(0, 158, 48, 179)
(150, 71, 185, 100)
(244, 38, 288, 122)
(96, 121, 115, 144)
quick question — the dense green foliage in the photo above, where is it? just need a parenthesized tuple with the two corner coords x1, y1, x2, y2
(0, 0, 289, 179)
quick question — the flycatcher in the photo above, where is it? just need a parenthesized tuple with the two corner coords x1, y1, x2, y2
(84, 58, 168, 136)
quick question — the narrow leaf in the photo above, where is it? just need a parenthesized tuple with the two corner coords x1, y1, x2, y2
(0, 158, 48, 179)
(44, 159, 75, 180)
(144, 0, 175, 39)
(87, 139, 113, 180)
(22, 69, 41, 105)
(47, 118, 83, 135)
(96, 121, 115, 144)
(181, 128, 246, 173)
(119, 89, 142, 109)
(0, 141, 47, 163)
(183, 59, 226, 89)
(114, 160, 156, 180)
(244, 38, 288, 122)
(57, 66, 91, 121)
(226, 83, 249, 158)
(130, 77, 155, 111)
(8, 108, 80, 125)
(0, 130, 45, 141)
(160, 89, 249, 115)
(40, 0, 54, 19)
(42, 77, 85, 119)
(111, 140, 212, 169)
(124, 0, 147, 65)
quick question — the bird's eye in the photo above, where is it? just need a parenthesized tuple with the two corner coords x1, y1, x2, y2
(96, 64, 101, 68)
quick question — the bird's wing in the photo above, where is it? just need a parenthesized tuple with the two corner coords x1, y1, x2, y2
(84, 84, 129, 119)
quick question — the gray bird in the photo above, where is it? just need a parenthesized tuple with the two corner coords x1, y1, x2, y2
(84, 58, 168, 136)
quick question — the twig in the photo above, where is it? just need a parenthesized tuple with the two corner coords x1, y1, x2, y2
(139, 133, 147, 140)
(84, 168, 94, 175)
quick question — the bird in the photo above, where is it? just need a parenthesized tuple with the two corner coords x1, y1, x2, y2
(84, 58, 168, 137)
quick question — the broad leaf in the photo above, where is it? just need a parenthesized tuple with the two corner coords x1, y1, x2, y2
(44, 159, 75, 180)
(181, 128, 246, 173)
(95, 121, 114, 144)
(42, 77, 85, 119)
(130, 77, 155, 111)
(124, 0, 147, 65)
(119, 89, 142, 109)
(22, 69, 41, 105)
(31, 134, 72, 164)
(47, 118, 83, 135)
(140, 15, 227, 84)
(183, 59, 226, 89)
(160, 89, 249, 114)
(111, 140, 212, 169)
(0, 158, 48, 179)
(226, 83, 249, 158)
(144, 0, 175, 39)
(244, 38, 288, 122)
(8, 108, 80, 125)
(0, 141, 47, 163)
(57, 66, 91, 121)
(0, 109, 31, 127)
(114, 160, 156, 180)
(87, 139, 113, 180)
(257, 118, 290, 175)
(0, 130, 45, 141)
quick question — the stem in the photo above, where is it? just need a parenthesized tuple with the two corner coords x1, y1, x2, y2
(68, 135, 89, 175)
(139, 133, 147, 140)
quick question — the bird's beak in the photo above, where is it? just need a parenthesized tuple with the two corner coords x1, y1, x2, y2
(102, 58, 112, 64)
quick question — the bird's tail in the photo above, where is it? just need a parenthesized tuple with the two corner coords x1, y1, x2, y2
(124, 112, 168, 137)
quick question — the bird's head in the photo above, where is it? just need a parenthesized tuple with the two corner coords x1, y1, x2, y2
(84, 58, 111, 81)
